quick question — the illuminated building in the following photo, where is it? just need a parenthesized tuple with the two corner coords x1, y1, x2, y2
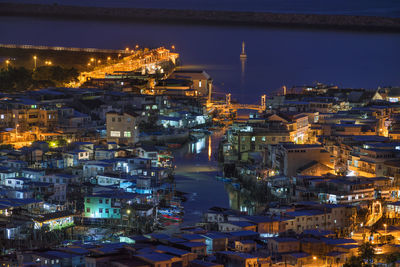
(33, 211, 74, 230)
(170, 70, 213, 97)
(106, 111, 139, 145)
(84, 195, 121, 219)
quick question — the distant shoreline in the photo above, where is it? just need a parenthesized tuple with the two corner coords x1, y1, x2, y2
(1, 2, 400, 32)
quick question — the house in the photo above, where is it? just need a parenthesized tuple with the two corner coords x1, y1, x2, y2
(266, 237, 300, 254)
(170, 70, 212, 97)
(84, 194, 121, 220)
(106, 111, 139, 145)
(201, 232, 228, 254)
(135, 252, 181, 267)
(155, 245, 197, 267)
(218, 221, 257, 232)
(216, 251, 270, 267)
(33, 211, 74, 230)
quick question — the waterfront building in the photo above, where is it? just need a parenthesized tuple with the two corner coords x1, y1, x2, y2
(170, 70, 213, 97)
(267, 143, 332, 177)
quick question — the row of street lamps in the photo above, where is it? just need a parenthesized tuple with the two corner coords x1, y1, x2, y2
(33, 56, 53, 69)
(3, 56, 53, 70)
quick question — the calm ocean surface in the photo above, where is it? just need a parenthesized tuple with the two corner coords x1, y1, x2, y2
(1, 0, 400, 17)
(1, 15, 399, 103)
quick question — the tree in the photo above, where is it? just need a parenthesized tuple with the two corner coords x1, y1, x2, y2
(359, 242, 375, 265)
(0, 66, 32, 91)
(385, 252, 400, 265)
(343, 256, 363, 267)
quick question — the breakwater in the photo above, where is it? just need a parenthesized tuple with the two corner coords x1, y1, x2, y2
(0, 43, 128, 54)
(0, 2, 400, 32)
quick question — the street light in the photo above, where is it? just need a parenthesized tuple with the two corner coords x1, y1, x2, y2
(107, 56, 111, 61)
(33, 55, 37, 69)
(5, 59, 10, 69)
(171, 45, 175, 50)
(90, 58, 95, 62)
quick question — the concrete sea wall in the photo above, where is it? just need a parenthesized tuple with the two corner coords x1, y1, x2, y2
(1, 3, 400, 32)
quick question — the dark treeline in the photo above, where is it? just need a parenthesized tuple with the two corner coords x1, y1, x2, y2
(0, 66, 79, 92)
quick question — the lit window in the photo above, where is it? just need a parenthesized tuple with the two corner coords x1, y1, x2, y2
(124, 131, 131, 138)
(0, 114, 4, 119)
(110, 131, 120, 137)
(199, 81, 202, 87)
(262, 137, 266, 141)
(48, 115, 51, 119)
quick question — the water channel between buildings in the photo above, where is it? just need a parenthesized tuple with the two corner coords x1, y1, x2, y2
(172, 129, 230, 226)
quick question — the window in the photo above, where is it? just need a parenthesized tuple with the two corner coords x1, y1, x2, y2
(112, 117, 115, 122)
(105, 199, 109, 204)
(199, 81, 202, 87)
(262, 136, 266, 141)
(118, 117, 121, 122)
(99, 199, 103, 204)
(99, 208, 103, 213)
(106, 209, 109, 213)
(0, 114, 4, 119)
(110, 131, 120, 137)
(124, 131, 131, 138)
(114, 209, 117, 213)
(86, 208, 90, 212)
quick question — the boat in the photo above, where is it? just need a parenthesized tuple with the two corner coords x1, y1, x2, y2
(158, 207, 183, 216)
(190, 130, 206, 139)
(222, 177, 233, 183)
(166, 143, 182, 149)
(232, 183, 241, 190)
(160, 214, 183, 222)
(215, 175, 224, 181)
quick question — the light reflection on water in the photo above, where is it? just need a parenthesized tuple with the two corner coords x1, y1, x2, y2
(172, 128, 260, 226)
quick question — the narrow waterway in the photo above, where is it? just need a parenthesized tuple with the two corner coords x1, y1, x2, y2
(172, 129, 230, 226)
